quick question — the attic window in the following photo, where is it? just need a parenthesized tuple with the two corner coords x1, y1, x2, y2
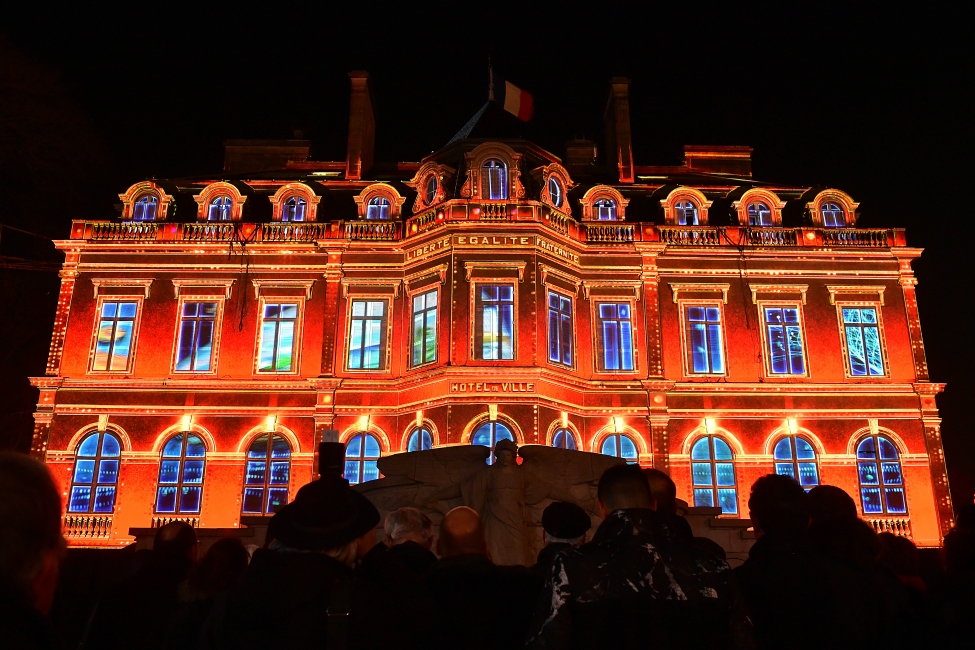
(676, 200, 698, 226)
(594, 198, 617, 221)
(424, 175, 438, 205)
(821, 202, 845, 228)
(548, 177, 563, 208)
(208, 196, 233, 221)
(282, 196, 307, 222)
(747, 201, 772, 226)
(481, 159, 508, 200)
(133, 194, 158, 221)
(367, 196, 390, 220)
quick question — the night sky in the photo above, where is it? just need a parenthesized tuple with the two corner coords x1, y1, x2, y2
(1, 3, 971, 505)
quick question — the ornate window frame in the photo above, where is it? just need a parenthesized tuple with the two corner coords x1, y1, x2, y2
(579, 185, 629, 221)
(353, 183, 406, 220)
(460, 142, 525, 201)
(756, 299, 811, 379)
(269, 183, 321, 222)
(533, 163, 575, 215)
(343, 293, 393, 373)
(544, 418, 582, 449)
(193, 182, 247, 222)
(660, 187, 712, 225)
(403, 419, 439, 452)
(406, 162, 454, 213)
(170, 294, 227, 376)
(590, 422, 648, 459)
(732, 188, 786, 227)
(807, 189, 858, 227)
(677, 299, 729, 378)
(833, 299, 890, 379)
(252, 295, 305, 376)
(119, 181, 174, 221)
(88, 294, 145, 375)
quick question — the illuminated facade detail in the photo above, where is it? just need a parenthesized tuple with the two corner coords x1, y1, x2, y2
(68, 430, 121, 514)
(733, 188, 786, 227)
(133, 194, 158, 221)
(118, 181, 173, 221)
(242, 434, 291, 515)
(32, 75, 951, 548)
(193, 182, 247, 221)
(691, 436, 738, 514)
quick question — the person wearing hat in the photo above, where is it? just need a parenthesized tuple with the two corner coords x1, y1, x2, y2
(532, 501, 591, 576)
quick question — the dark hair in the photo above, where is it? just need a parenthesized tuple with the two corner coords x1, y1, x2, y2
(0, 452, 65, 600)
(643, 468, 677, 516)
(598, 464, 651, 511)
(808, 485, 858, 526)
(878, 532, 918, 577)
(154, 521, 198, 560)
(748, 474, 809, 538)
(184, 537, 250, 600)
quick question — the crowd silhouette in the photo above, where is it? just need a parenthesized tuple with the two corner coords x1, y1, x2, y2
(1, 449, 973, 649)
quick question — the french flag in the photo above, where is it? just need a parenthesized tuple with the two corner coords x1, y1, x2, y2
(494, 75, 534, 122)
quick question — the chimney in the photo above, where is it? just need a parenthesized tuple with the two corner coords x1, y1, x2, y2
(604, 77, 634, 183)
(563, 139, 598, 167)
(345, 71, 375, 180)
(683, 145, 753, 177)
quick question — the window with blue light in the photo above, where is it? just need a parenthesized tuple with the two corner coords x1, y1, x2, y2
(424, 175, 438, 205)
(366, 196, 390, 219)
(155, 433, 206, 514)
(547, 291, 573, 367)
(691, 436, 738, 514)
(763, 306, 806, 375)
(676, 200, 698, 225)
(821, 202, 845, 227)
(93, 301, 138, 372)
(476, 285, 514, 360)
(481, 159, 508, 200)
(842, 307, 885, 376)
(747, 201, 772, 226)
(242, 434, 291, 515)
(472, 422, 514, 464)
(133, 194, 158, 221)
(257, 303, 299, 372)
(175, 301, 218, 372)
(412, 291, 438, 367)
(857, 435, 907, 515)
(594, 198, 617, 221)
(68, 431, 121, 514)
(208, 195, 232, 221)
(348, 300, 387, 370)
(282, 196, 307, 222)
(548, 177, 563, 207)
(600, 433, 638, 463)
(773, 436, 819, 490)
(552, 428, 577, 450)
(407, 427, 433, 452)
(683, 304, 725, 375)
(345, 433, 381, 484)
(596, 302, 634, 372)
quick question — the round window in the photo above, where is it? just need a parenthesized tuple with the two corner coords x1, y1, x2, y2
(424, 175, 438, 205)
(548, 177, 563, 207)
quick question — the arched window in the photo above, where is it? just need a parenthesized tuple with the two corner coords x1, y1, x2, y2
(366, 196, 390, 220)
(857, 435, 907, 515)
(207, 196, 233, 221)
(242, 434, 292, 515)
(675, 200, 699, 226)
(481, 159, 508, 200)
(691, 436, 737, 514)
(821, 202, 845, 227)
(548, 177, 563, 208)
(68, 431, 121, 514)
(552, 428, 577, 450)
(773, 436, 819, 490)
(282, 196, 307, 222)
(133, 194, 158, 221)
(594, 198, 617, 221)
(407, 427, 433, 452)
(156, 433, 206, 514)
(600, 433, 638, 463)
(424, 175, 438, 205)
(345, 433, 381, 485)
(472, 421, 514, 464)
(747, 202, 772, 226)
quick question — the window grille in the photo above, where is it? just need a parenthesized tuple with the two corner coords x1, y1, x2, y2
(155, 433, 206, 514)
(691, 436, 737, 514)
(594, 198, 617, 221)
(208, 196, 233, 221)
(348, 300, 388, 370)
(242, 434, 292, 515)
(596, 302, 634, 371)
(407, 428, 433, 452)
(675, 200, 698, 225)
(257, 303, 299, 372)
(821, 202, 845, 227)
(67, 431, 122, 514)
(472, 422, 515, 464)
(552, 428, 577, 450)
(133, 194, 158, 221)
(283, 196, 307, 222)
(367, 196, 390, 219)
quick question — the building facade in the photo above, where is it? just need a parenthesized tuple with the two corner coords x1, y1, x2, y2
(32, 73, 952, 548)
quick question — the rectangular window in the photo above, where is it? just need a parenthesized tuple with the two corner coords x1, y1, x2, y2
(411, 290, 438, 367)
(596, 302, 634, 371)
(547, 291, 573, 366)
(348, 300, 388, 370)
(683, 304, 725, 375)
(762, 305, 807, 375)
(175, 301, 219, 372)
(92, 300, 139, 371)
(257, 303, 299, 372)
(841, 307, 885, 376)
(476, 285, 514, 360)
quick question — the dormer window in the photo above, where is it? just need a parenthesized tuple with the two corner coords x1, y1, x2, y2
(132, 194, 158, 221)
(676, 200, 698, 225)
(282, 196, 307, 222)
(481, 159, 508, 200)
(821, 202, 845, 227)
(548, 177, 563, 208)
(367, 196, 390, 220)
(747, 201, 772, 226)
(595, 199, 617, 220)
(424, 175, 438, 205)
(208, 196, 233, 221)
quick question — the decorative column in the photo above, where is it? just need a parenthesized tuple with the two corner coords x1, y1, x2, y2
(319, 245, 347, 377)
(644, 381, 674, 475)
(636, 244, 665, 378)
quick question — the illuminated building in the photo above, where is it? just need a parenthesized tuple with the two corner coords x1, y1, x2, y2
(31, 72, 951, 549)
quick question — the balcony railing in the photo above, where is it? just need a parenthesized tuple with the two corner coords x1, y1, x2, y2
(90, 222, 158, 241)
(405, 210, 440, 236)
(821, 228, 891, 247)
(151, 516, 201, 529)
(744, 228, 798, 246)
(585, 223, 636, 243)
(545, 210, 571, 236)
(181, 223, 236, 241)
(866, 517, 912, 538)
(262, 222, 331, 242)
(63, 515, 113, 539)
(658, 226, 723, 246)
(343, 220, 401, 240)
